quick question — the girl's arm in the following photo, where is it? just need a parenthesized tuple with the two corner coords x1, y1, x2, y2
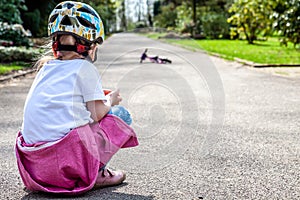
(86, 89, 122, 122)
(86, 100, 111, 122)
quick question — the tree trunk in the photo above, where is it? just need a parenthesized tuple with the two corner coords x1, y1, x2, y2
(249, 27, 257, 44)
(242, 23, 255, 44)
(192, 0, 197, 37)
(121, 0, 127, 31)
(146, 0, 153, 27)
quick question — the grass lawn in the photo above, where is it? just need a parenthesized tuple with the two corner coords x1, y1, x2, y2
(145, 32, 166, 40)
(0, 62, 31, 75)
(144, 33, 300, 65)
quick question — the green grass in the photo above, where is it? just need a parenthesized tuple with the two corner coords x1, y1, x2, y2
(144, 32, 166, 40)
(144, 33, 300, 65)
(0, 62, 31, 75)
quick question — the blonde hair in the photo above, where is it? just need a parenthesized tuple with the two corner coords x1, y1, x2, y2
(35, 35, 83, 71)
(34, 41, 54, 71)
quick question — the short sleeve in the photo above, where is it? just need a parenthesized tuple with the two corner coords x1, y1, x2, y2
(77, 60, 106, 102)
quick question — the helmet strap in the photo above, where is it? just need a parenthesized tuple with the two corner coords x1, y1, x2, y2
(52, 36, 91, 58)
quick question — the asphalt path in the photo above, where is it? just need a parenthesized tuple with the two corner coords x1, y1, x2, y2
(0, 33, 299, 199)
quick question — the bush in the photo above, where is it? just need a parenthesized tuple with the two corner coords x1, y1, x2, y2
(22, 9, 40, 37)
(0, 46, 43, 62)
(201, 12, 230, 39)
(0, 22, 31, 47)
(154, 3, 177, 30)
(176, 2, 193, 35)
(272, 0, 300, 48)
(135, 21, 148, 29)
(0, 39, 14, 47)
(0, 0, 27, 24)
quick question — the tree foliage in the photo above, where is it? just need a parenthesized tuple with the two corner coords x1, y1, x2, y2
(272, 0, 300, 47)
(115, 0, 127, 31)
(175, 2, 193, 34)
(0, 0, 30, 46)
(154, 2, 177, 30)
(81, 0, 116, 34)
(175, 0, 230, 38)
(227, 0, 273, 44)
(0, 22, 31, 46)
(201, 11, 230, 39)
(197, 0, 231, 39)
(227, 0, 300, 47)
(22, 9, 41, 37)
(22, 0, 58, 37)
(0, 0, 27, 24)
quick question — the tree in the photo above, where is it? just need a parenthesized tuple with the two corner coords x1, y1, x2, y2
(22, 0, 60, 37)
(176, 2, 193, 34)
(0, 0, 27, 24)
(153, 2, 178, 30)
(0, 0, 30, 46)
(146, 0, 154, 27)
(175, 0, 230, 39)
(116, 0, 127, 31)
(197, 0, 231, 39)
(227, 0, 273, 44)
(161, 0, 182, 7)
(22, 9, 41, 37)
(272, 0, 300, 48)
(135, 0, 144, 22)
(192, 0, 197, 36)
(85, 0, 116, 34)
(153, 0, 161, 16)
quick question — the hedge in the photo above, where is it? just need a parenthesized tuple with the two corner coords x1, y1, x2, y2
(0, 46, 43, 62)
(0, 22, 31, 47)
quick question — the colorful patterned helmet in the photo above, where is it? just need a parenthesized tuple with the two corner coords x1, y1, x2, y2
(48, 1, 104, 44)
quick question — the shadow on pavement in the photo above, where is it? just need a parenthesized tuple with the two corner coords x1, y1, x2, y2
(21, 183, 155, 200)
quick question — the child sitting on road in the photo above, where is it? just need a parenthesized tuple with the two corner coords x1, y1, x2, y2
(15, 1, 138, 195)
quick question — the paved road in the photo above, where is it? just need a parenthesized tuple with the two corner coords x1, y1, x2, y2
(0, 33, 299, 199)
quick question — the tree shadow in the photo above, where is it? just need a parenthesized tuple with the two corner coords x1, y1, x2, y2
(21, 183, 155, 200)
(251, 42, 271, 47)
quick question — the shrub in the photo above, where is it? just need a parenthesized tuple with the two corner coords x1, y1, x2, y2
(227, 0, 273, 44)
(0, 22, 31, 47)
(0, 0, 27, 24)
(135, 21, 148, 29)
(176, 2, 193, 35)
(154, 3, 177, 30)
(272, 0, 300, 48)
(201, 12, 230, 39)
(0, 46, 43, 62)
(22, 9, 40, 37)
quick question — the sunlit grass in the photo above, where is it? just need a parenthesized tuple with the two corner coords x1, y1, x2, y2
(169, 38, 300, 64)
(144, 32, 166, 39)
(0, 62, 30, 75)
(144, 33, 300, 64)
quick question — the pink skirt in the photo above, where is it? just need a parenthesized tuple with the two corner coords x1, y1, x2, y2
(15, 114, 138, 195)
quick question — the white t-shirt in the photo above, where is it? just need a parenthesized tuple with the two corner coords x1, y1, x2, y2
(21, 59, 106, 144)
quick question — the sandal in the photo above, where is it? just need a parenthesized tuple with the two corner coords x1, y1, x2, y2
(94, 168, 126, 188)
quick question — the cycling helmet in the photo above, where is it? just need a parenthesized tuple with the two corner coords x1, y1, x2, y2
(48, 1, 104, 44)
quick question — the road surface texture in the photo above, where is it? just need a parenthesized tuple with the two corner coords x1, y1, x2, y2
(0, 33, 299, 199)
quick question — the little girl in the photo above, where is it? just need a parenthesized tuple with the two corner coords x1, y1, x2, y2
(15, 1, 138, 195)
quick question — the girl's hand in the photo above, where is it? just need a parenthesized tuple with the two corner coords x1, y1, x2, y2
(109, 89, 122, 106)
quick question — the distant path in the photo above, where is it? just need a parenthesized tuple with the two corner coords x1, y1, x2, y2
(0, 33, 299, 199)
